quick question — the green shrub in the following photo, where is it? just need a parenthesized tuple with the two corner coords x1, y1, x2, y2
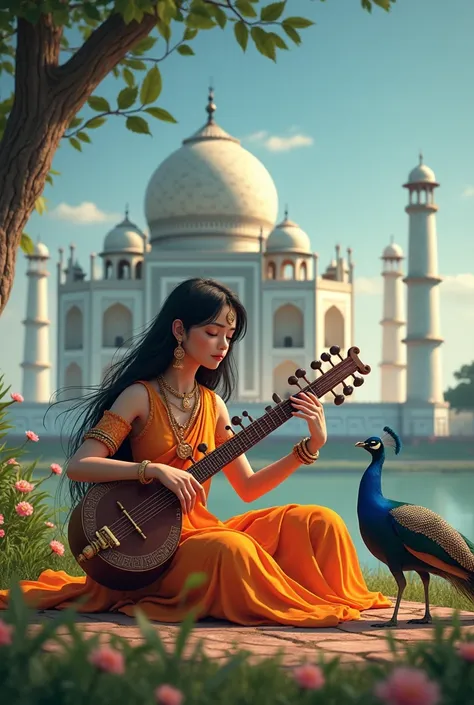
(0, 378, 66, 586)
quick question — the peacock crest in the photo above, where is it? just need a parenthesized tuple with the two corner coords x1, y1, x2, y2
(382, 426, 402, 455)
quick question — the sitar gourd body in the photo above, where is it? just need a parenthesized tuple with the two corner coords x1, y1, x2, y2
(68, 346, 370, 591)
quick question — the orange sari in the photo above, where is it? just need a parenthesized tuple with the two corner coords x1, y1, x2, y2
(0, 382, 390, 626)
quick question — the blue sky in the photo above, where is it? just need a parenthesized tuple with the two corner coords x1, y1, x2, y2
(1, 0, 473, 403)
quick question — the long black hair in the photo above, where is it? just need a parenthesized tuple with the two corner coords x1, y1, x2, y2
(52, 278, 247, 510)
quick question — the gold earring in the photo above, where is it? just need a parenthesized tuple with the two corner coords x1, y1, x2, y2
(173, 339, 185, 369)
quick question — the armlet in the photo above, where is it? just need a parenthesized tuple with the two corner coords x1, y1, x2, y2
(83, 410, 132, 456)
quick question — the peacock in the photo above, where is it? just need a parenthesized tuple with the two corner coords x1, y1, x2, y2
(356, 426, 474, 627)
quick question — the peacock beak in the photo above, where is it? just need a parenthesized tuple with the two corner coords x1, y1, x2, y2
(354, 441, 366, 448)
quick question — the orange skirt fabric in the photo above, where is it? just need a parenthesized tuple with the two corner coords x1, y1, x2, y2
(0, 383, 390, 626)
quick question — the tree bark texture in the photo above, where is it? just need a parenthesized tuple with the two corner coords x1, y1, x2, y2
(0, 11, 155, 315)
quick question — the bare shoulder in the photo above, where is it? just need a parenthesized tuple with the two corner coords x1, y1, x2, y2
(109, 382, 150, 424)
(213, 392, 230, 421)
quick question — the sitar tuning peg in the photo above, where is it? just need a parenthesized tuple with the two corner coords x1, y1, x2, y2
(288, 375, 304, 390)
(353, 376, 364, 387)
(310, 360, 323, 372)
(343, 384, 354, 396)
(231, 415, 245, 431)
(272, 392, 283, 404)
(320, 351, 331, 363)
(242, 410, 254, 423)
(333, 394, 345, 406)
(295, 368, 311, 385)
(265, 405, 273, 413)
(225, 424, 235, 435)
(197, 442, 208, 455)
(329, 344, 363, 386)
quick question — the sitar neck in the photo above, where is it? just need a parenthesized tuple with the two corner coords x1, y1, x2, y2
(189, 355, 356, 486)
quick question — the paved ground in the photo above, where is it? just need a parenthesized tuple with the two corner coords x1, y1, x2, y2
(33, 599, 474, 667)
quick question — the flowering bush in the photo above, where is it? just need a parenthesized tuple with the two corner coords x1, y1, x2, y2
(0, 378, 66, 586)
(0, 580, 474, 704)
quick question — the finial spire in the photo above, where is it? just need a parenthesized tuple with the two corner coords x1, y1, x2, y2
(390, 234, 394, 244)
(206, 83, 216, 125)
(419, 151, 423, 165)
(125, 203, 129, 220)
(284, 204, 289, 220)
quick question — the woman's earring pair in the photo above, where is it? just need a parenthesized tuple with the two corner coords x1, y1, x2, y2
(173, 338, 185, 369)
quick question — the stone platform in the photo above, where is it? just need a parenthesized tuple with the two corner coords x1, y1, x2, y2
(33, 599, 474, 666)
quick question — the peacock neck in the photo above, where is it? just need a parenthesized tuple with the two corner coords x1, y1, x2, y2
(359, 453, 385, 502)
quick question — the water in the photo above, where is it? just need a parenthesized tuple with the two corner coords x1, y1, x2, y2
(41, 468, 474, 571)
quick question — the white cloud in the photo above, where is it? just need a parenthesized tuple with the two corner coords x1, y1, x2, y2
(461, 186, 474, 198)
(50, 202, 121, 225)
(354, 277, 382, 295)
(243, 130, 314, 153)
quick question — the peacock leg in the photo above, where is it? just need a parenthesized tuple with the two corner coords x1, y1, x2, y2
(372, 569, 406, 628)
(407, 571, 432, 624)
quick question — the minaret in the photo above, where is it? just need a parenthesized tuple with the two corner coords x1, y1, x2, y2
(402, 154, 444, 405)
(380, 237, 406, 402)
(21, 239, 52, 402)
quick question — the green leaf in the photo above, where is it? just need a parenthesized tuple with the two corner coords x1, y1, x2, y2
(251, 27, 276, 61)
(139, 66, 162, 106)
(123, 58, 147, 71)
(282, 22, 301, 45)
(156, 19, 171, 41)
(186, 12, 215, 30)
(182, 571, 207, 593)
(126, 116, 151, 135)
(234, 21, 249, 52)
(84, 2, 102, 21)
(145, 106, 177, 123)
(208, 4, 227, 28)
(122, 67, 135, 87)
(86, 116, 107, 129)
(177, 44, 195, 56)
(20, 233, 34, 256)
(87, 96, 110, 112)
(131, 35, 157, 55)
(77, 132, 91, 144)
(282, 16, 314, 29)
(268, 32, 288, 50)
(235, 0, 258, 18)
(68, 116, 83, 130)
(260, 1, 286, 22)
(183, 26, 198, 40)
(69, 137, 82, 152)
(117, 86, 138, 109)
(35, 196, 47, 215)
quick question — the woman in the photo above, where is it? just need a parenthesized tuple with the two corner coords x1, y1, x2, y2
(0, 278, 390, 626)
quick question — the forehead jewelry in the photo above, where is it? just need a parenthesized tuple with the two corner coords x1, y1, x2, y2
(226, 308, 236, 325)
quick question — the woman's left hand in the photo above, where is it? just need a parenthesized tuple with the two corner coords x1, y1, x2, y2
(290, 392, 327, 452)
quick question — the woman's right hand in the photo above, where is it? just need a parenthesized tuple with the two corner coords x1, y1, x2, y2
(150, 463, 206, 514)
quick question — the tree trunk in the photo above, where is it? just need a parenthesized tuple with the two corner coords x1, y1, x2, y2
(0, 11, 155, 315)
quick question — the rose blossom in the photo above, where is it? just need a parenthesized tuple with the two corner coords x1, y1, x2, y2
(375, 666, 440, 705)
(45, 521, 55, 528)
(0, 514, 3, 525)
(458, 642, 474, 662)
(50, 540, 65, 556)
(155, 684, 184, 705)
(15, 501, 34, 517)
(293, 663, 325, 690)
(88, 646, 125, 674)
(0, 619, 13, 646)
(50, 463, 63, 475)
(25, 430, 39, 442)
(0, 529, 5, 538)
(10, 392, 24, 403)
(6, 458, 18, 466)
(15, 480, 34, 494)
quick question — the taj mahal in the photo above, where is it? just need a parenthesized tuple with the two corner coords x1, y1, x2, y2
(14, 90, 451, 440)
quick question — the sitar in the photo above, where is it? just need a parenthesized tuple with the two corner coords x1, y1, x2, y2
(68, 345, 370, 590)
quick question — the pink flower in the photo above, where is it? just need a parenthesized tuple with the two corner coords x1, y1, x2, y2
(10, 392, 24, 403)
(293, 663, 325, 690)
(458, 642, 474, 662)
(0, 530, 5, 538)
(155, 684, 184, 705)
(88, 646, 125, 674)
(15, 501, 34, 517)
(0, 514, 3, 525)
(50, 540, 65, 556)
(45, 521, 55, 528)
(25, 430, 39, 442)
(14, 480, 34, 494)
(6, 458, 18, 466)
(375, 667, 440, 705)
(50, 463, 63, 475)
(0, 619, 13, 646)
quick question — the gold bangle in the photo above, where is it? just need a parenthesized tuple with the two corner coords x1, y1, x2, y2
(138, 459, 153, 485)
(293, 441, 311, 465)
(302, 437, 320, 462)
(293, 438, 320, 465)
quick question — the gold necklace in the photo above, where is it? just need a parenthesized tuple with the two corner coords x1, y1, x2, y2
(157, 377, 201, 460)
(158, 376, 198, 410)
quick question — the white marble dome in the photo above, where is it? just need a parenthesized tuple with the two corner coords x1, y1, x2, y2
(144, 92, 278, 248)
(31, 241, 50, 258)
(382, 241, 403, 259)
(407, 155, 437, 185)
(266, 215, 311, 253)
(102, 214, 145, 254)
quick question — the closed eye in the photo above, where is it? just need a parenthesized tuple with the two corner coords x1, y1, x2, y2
(207, 333, 233, 342)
